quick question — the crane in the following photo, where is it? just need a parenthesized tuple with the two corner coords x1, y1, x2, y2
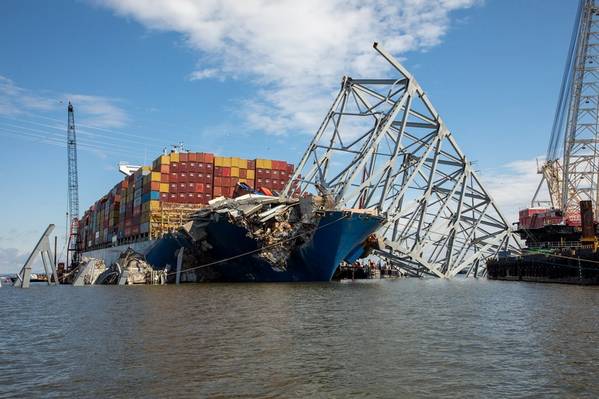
(532, 0, 599, 224)
(66, 102, 80, 268)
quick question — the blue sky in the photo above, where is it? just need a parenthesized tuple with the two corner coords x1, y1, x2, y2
(0, 0, 577, 273)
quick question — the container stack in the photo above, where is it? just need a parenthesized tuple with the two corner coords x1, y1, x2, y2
(78, 151, 295, 252)
(167, 152, 215, 204)
(255, 159, 294, 193)
(214, 157, 257, 197)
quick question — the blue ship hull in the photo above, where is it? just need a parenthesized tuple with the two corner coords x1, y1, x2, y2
(146, 210, 383, 282)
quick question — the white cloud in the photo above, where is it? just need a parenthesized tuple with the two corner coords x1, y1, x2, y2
(67, 94, 128, 128)
(99, 0, 478, 135)
(0, 75, 128, 129)
(480, 157, 545, 224)
(0, 75, 56, 115)
(188, 68, 220, 81)
(0, 247, 29, 275)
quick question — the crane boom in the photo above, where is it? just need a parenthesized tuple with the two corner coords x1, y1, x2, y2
(67, 102, 80, 267)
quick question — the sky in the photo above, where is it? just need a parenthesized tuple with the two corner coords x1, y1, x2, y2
(0, 0, 578, 274)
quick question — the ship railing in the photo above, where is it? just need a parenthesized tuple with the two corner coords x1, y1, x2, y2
(528, 241, 583, 249)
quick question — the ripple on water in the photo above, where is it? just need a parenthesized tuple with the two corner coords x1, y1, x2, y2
(0, 279, 598, 398)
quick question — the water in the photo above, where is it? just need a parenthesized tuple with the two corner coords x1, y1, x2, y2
(1, 279, 598, 398)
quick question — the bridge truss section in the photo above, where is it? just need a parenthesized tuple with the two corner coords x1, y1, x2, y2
(284, 43, 518, 278)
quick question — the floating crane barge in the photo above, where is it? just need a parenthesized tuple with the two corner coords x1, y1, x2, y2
(488, 0, 599, 285)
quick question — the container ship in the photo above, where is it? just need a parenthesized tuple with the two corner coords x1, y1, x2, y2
(75, 150, 384, 282)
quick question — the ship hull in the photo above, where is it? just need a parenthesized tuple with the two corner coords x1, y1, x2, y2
(199, 210, 384, 282)
(82, 210, 384, 282)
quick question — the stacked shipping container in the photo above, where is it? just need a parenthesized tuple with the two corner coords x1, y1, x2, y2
(78, 151, 295, 252)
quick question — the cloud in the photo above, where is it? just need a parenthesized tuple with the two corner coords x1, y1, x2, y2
(0, 75, 57, 115)
(480, 157, 544, 224)
(67, 94, 128, 128)
(0, 74, 128, 129)
(0, 247, 29, 275)
(188, 68, 220, 81)
(99, 0, 479, 135)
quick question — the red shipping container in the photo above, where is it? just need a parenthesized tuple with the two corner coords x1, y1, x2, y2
(189, 172, 196, 181)
(214, 177, 222, 186)
(248, 160, 256, 169)
(287, 164, 294, 173)
(204, 153, 215, 163)
(171, 163, 178, 172)
(161, 173, 170, 183)
(151, 181, 160, 191)
(160, 192, 168, 201)
(206, 173, 212, 182)
(188, 153, 197, 162)
(178, 193, 186, 201)
(179, 153, 189, 162)
(240, 169, 247, 178)
(198, 163, 206, 172)
(160, 164, 170, 174)
(214, 186, 222, 196)
(170, 172, 178, 183)
(206, 163, 213, 171)
(195, 183, 204, 193)
(180, 172, 187, 181)
(214, 166, 222, 176)
(180, 162, 188, 171)
(188, 182, 195, 192)
(170, 183, 178, 193)
(169, 193, 177, 202)
(231, 177, 239, 186)
(179, 183, 187, 192)
(205, 183, 212, 192)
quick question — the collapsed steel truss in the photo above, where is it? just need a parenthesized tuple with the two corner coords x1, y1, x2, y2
(284, 43, 517, 278)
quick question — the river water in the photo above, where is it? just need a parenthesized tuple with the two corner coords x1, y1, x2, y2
(1, 279, 598, 398)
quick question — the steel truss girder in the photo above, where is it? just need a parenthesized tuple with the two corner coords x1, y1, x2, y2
(284, 43, 519, 278)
